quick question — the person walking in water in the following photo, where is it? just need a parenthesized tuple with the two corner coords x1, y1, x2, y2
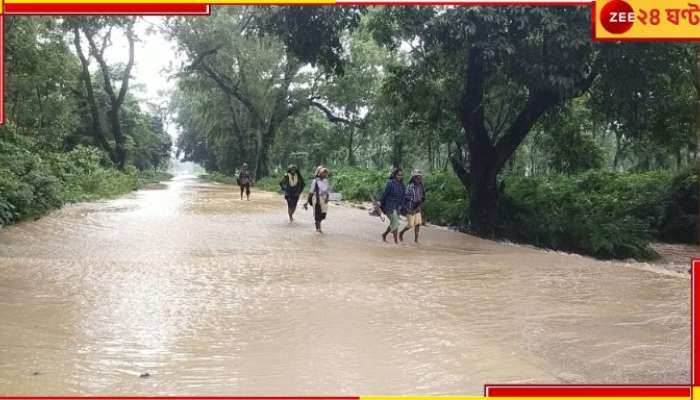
(380, 167, 405, 244)
(399, 169, 426, 243)
(237, 163, 252, 201)
(279, 164, 305, 223)
(304, 166, 330, 234)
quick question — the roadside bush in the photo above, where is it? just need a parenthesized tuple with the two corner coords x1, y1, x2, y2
(60, 168, 140, 203)
(138, 170, 174, 185)
(325, 168, 688, 260)
(0, 139, 63, 221)
(421, 172, 468, 228)
(0, 138, 172, 227)
(206, 171, 239, 186)
(255, 175, 282, 192)
(656, 167, 698, 244)
(0, 166, 22, 225)
(498, 172, 663, 260)
(329, 168, 387, 201)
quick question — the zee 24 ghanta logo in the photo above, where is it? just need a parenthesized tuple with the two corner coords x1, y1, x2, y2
(598, 0, 700, 36)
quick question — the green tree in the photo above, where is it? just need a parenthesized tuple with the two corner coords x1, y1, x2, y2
(4, 17, 81, 148)
(367, 7, 601, 237)
(591, 43, 697, 171)
(65, 17, 137, 169)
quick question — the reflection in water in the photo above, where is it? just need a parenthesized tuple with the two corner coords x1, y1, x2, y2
(0, 175, 692, 394)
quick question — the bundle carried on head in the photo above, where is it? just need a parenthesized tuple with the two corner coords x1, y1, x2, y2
(314, 165, 329, 177)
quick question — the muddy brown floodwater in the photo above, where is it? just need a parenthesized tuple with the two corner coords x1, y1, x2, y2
(0, 175, 693, 395)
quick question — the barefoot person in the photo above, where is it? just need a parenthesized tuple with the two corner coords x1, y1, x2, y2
(399, 169, 426, 243)
(279, 164, 305, 223)
(380, 167, 405, 244)
(304, 166, 330, 233)
(237, 163, 252, 201)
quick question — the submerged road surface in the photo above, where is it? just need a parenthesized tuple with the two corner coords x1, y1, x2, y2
(0, 175, 691, 394)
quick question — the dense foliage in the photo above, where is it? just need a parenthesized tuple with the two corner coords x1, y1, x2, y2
(3, 10, 697, 261)
(1, 17, 172, 226)
(0, 132, 170, 225)
(167, 6, 696, 258)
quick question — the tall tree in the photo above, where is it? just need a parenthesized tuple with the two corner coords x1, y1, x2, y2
(168, 9, 304, 177)
(4, 17, 81, 148)
(590, 43, 697, 171)
(366, 7, 601, 237)
(64, 17, 136, 170)
(168, 7, 364, 177)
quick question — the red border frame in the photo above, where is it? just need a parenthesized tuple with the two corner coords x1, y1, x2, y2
(3, 3, 210, 14)
(1, 14, 4, 125)
(693, 259, 699, 386)
(484, 385, 693, 397)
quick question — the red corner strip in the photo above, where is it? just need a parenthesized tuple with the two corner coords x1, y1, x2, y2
(693, 258, 700, 385)
(4, 3, 210, 14)
(0, 15, 4, 125)
(484, 386, 692, 397)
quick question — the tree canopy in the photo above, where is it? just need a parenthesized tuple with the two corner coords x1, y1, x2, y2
(167, 6, 697, 238)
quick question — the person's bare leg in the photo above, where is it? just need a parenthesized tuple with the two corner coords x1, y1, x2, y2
(414, 224, 420, 243)
(246, 187, 250, 201)
(391, 230, 399, 244)
(240, 186, 244, 200)
(382, 226, 391, 242)
(399, 227, 410, 242)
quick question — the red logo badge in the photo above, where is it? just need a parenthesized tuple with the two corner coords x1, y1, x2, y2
(600, 0, 636, 34)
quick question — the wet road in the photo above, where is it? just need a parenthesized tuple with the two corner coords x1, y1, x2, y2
(0, 175, 691, 394)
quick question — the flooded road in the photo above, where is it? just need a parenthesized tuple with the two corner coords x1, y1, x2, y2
(0, 175, 692, 395)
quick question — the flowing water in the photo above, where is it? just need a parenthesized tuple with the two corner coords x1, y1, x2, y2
(0, 175, 692, 395)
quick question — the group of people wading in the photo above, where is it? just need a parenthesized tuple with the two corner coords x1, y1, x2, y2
(237, 164, 426, 242)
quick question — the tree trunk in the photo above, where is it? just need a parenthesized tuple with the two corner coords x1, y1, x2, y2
(108, 109, 127, 169)
(613, 132, 622, 170)
(253, 128, 264, 179)
(467, 128, 499, 238)
(85, 22, 135, 171)
(427, 137, 433, 171)
(458, 47, 500, 238)
(72, 26, 114, 162)
(457, 46, 564, 238)
(347, 127, 355, 166)
(469, 166, 499, 238)
(392, 130, 403, 168)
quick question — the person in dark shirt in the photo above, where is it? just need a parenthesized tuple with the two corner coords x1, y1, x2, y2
(237, 163, 252, 201)
(380, 167, 405, 244)
(279, 164, 305, 223)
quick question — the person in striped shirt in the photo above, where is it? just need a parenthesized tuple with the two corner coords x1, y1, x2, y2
(400, 169, 426, 243)
(380, 167, 405, 244)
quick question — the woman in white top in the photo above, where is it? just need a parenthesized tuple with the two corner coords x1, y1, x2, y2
(304, 166, 330, 233)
